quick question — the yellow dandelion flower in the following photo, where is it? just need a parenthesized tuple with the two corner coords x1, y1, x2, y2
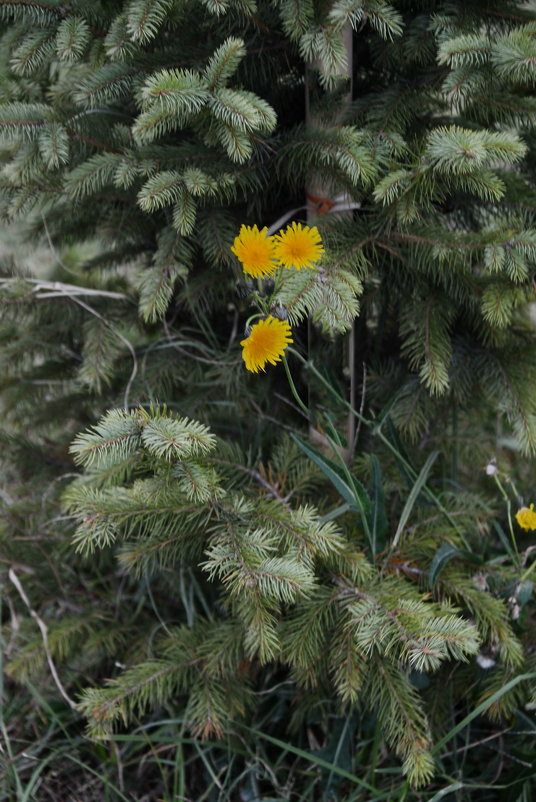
(241, 316, 293, 373)
(273, 221, 324, 270)
(515, 503, 536, 531)
(231, 224, 278, 278)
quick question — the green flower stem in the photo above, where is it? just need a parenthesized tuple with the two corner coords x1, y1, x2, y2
(287, 348, 470, 549)
(282, 354, 309, 418)
(283, 352, 373, 551)
(267, 269, 284, 308)
(519, 558, 536, 585)
(245, 312, 263, 329)
(493, 474, 519, 558)
(287, 348, 371, 427)
(250, 291, 267, 314)
(507, 475, 523, 506)
(519, 560, 536, 585)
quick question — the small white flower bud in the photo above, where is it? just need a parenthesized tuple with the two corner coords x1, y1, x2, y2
(472, 573, 488, 591)
(476, 654, 496, 669)
(485, 458, 498, 476)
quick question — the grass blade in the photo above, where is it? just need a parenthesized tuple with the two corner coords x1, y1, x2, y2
(392, 450, 440, 548)
(240, 724, 380, 793)
(432, 671, 536, 754)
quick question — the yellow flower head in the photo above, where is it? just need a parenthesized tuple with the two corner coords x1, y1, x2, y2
(273, 221, 324, 270)
(515, 503, 536, 531)
(241, 316, 293, 373)
(231, 225, 278, 278)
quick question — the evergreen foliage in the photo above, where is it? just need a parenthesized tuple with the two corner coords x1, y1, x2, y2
(1, 0, 536, 798)
(63, 404, 482, 786)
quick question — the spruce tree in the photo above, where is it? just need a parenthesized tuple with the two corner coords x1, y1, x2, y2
(1, 0, 536, 794)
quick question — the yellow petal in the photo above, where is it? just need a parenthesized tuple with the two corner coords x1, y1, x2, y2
(241, 316, 293, 373)
(273, 221, 324, 270)
(231, 225, 278, 278)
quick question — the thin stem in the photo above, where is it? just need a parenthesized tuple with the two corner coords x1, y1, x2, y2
(519, 558, 536, 585)
(507, 475, 523, 505)
(282, 354, 309, 418)
(284, 352, 375, 549)
(493, 474, 519, 558)
(288, 348, 470, 546)
(347, 319, 356, 463)
(267, 268, 284, 309)
(250, 291, 267, 314)
(288, 348, 370, 425)
(245, 312, 263, 329)
(8, 569, 77, 710)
